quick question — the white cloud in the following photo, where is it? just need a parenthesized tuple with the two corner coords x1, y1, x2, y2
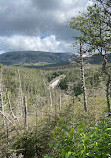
(86, 0, 93, 7)
(0, 0, 91, 52)
(0, 50, 5, 54)
(0, 35, 73, 53)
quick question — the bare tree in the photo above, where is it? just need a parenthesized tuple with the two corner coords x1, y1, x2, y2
(23, 96, 28, 131)
(0, 66, 5, 126)
(80, 41, 87, 112)
(102, 52, 111, 115)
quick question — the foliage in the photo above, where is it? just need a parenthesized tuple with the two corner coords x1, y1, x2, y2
(73, 83, 83, 96)
(70, 2, 111, 53)
(59, 78, 68, 90)
(95, 0, 111, 28)
(69, 0, 111, 114)
(0, 64, 110, 157)
(14, 132, 37, 158)
(47, 117, 111, 158)
(47, 71, 63, 82)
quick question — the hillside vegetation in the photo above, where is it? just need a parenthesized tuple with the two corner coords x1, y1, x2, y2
(0, 63, 111, 157)
(0, 51, 111, 66)
(0, 51, 72, 65)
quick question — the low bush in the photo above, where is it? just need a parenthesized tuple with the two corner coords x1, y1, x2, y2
(46, 117, 111, 158)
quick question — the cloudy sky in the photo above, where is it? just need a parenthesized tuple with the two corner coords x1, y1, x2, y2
(0, 0, 93, 54)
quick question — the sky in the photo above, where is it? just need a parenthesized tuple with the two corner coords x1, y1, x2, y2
(0, 0, 93, 54)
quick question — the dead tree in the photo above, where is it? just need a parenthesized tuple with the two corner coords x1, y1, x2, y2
(0, 67, 14, 157)
(7, 92, 20, 122)
(0, 67, 5, 126)
(80, 41, 87, 112)
(102, 52, 111, 115)
(23, 96, 28, 131)
(59, 89, 62, 112)
(15, 69, 23, 118)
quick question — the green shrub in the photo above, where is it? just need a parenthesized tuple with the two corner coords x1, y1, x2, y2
(59, 78, 68, 90)
(46, 117, 111, 158)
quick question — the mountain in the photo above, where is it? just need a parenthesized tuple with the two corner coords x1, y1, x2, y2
(0, 51, 73, 65)
(89, 53, 111, 64)
(0, 51, 111, 66)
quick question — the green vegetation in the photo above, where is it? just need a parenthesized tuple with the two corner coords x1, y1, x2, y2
(0, 51, 72, 66)
(0, 63, 110, 158)
(23, 62, 53, 66)
(46, 118, 111, 158)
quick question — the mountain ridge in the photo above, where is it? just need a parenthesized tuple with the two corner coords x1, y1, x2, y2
(0, 51, 73, 65)
(0, 51, 111, 65)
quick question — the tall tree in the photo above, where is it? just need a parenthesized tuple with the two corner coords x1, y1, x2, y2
(95, 0, 111, 27)
(79, 41, 87, 112)
(70, 2, 111, 114)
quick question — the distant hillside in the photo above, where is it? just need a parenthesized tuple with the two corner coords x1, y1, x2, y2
(0, 51, 110, 66)
(0, 51, 73, 65)
(89, 53, 111, 64)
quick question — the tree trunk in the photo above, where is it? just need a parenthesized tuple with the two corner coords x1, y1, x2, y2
(0, 68, 6, 126)
(23, 96, 28, 131)
(0, 68, 9, 157)
(23, 96, 28, 158)
(80, 41, 87, 112)
(5, 120, 9, 158)
(17, 69, 23, 117)
(49, 88, 53, 108)
(59, 89, 62, 112)
(102, 54, 111, 115)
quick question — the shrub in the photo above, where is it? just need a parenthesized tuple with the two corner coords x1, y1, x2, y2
(46, 117, 111, 158)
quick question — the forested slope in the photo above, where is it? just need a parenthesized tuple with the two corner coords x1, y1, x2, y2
(0, 63, 110, 158)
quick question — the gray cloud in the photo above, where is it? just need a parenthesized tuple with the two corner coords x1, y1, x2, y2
(0, 0, 92, 52)
(32, 0, 61, 11)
